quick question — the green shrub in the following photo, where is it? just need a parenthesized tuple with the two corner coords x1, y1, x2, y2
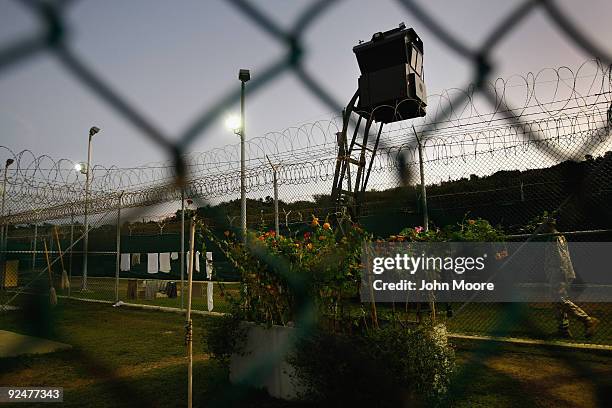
(205, 314, 247, 364)
(289, 324, 455, 407)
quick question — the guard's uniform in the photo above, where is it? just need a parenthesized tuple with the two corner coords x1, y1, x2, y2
(544, 235, 590, 331)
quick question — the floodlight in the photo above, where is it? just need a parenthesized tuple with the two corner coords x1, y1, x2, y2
(75, 162, 87, 174)
(225, 115, 242, 132)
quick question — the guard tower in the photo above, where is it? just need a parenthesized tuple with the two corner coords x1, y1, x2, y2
(331, 23, 427, 221)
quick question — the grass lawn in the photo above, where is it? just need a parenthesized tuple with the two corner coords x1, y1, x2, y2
(444, 302, 612, 345)
(13, 275, 612, 345)
(1, 296, 611, 407)
(0, 296, 284, 408)
(10, 277, 240, 313)
(342, 301, 612, 345)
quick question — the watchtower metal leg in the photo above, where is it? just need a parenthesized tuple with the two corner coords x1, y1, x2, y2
(332, 92, 385, 222)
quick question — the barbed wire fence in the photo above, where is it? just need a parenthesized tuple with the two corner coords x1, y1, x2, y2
(1, 0, 612, 406)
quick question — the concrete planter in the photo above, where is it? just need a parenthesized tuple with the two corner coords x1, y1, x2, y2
(229, 322, 304, 400)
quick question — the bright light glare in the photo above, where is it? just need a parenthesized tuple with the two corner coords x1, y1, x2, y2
(74, 163, 83, 172)
(225, 115, 241, 131)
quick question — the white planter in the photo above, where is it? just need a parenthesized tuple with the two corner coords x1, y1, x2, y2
(229, 322, 305, 400)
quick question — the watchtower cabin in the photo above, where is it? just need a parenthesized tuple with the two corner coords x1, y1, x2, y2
(353, 23, 427, 123)
(331, 23, 427, 221)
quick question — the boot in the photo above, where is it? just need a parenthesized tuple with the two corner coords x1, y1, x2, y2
(557, 327, 572, 339)
(585, 317, 600, 338)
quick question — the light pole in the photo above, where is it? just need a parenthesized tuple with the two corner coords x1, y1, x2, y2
(82, 126, 101, 290)
(226, 69, 250, 244)
(1, 158, 14, 274)
(239, 69, 250, 244)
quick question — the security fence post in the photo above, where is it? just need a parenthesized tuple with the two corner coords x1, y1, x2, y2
(186, 216, 196, 408)
(68, 210, 74, 298)
(180, 188, 185, 310)
(115, 192, 123, 303)
(413, 126, 429, 231)
(32, 222, 38, 271)
(267, 155, 280, 236)
(273, 167, 279, 236)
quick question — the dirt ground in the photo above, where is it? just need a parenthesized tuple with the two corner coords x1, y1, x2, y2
(455, 342, 612, 408)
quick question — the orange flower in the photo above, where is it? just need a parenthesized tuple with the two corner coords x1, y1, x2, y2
(311, 217, 319, 227)
(323, 222, 331, 230)
(319, 235, 325, 241)
(307, 243, 313, 251)
(495, 249, 508, 260)
(468, 219, 476, 225)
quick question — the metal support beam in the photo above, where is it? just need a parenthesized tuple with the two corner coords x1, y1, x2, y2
(413, 126, 429, 231)
(186, 217, 196, 408)
(332, 90, 385, 222)
(68, 210, 74, 297)
(180, 188, 185, 310)
(115, 193, 123, 303)
(32, 223, 38, 270)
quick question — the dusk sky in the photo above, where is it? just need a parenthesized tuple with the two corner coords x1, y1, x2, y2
(1, 0, 612, 169)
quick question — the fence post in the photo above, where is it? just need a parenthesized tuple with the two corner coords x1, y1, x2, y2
(0, 222, 5, 277)
(32, 222, 38, 270)
(180, 188, 185, 310)
(5, 213, 9, 252)
(0, 212, 10, 281)
(68, 210, 74, 298)
(413, 126, 429, 231)
(273, 168, 279, 236)
(115, 192, 123, 303)
(266, 156, 280, 236)
(0, 225, 3, 272)
(186, 217, 196, 408)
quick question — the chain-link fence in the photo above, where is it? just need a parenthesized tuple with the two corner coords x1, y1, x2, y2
(1, 0, 612, 406)
(2, 58, 611, 343)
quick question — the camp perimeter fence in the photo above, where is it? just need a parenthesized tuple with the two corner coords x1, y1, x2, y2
(2, 0, 612, 406)
(3, 223, 612, 347)
(0, 203, 241, 314)
(1, 63, 612, 340)
(2, 99, 612, 345)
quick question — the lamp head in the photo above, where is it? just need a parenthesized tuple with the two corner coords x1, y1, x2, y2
(5, 158, 14, 167)
(224, 114, 242, 134)
(89, 126, 101, 137)
(238, 69, 251, 82)
(75, 162, 87, 174)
